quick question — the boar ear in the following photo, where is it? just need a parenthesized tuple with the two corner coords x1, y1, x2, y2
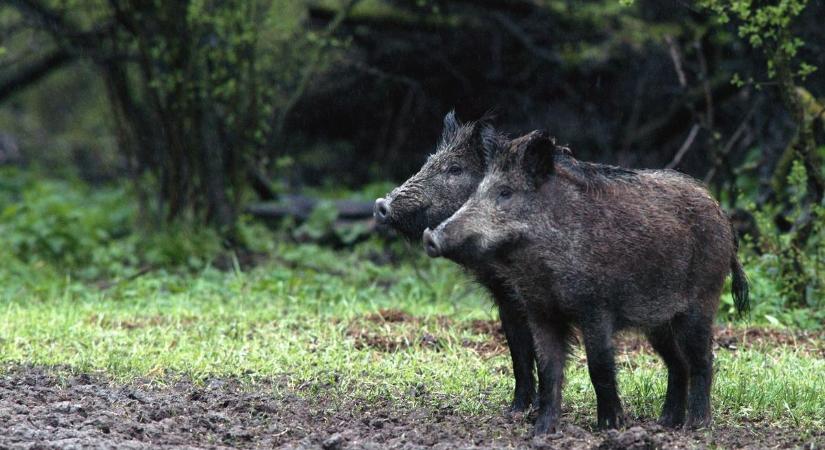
(441, 110, 460, 143)
(480, 124, 501, 165)
(520, 130, 556, 186)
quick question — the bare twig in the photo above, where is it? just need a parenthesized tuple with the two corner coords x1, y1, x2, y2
(0, 49, 71, 102)
(666, 124, 701, 169)
(721, 102, 759, 156)
(7, 0, 74, 36)
(703, 101, 760, 184)
(344, 60, 423, 93)
(490, 12, 559, 65)
(247, 167, 277, 201)
(97, 265, 155, 290)
(621, 70, 648, 152)
(631, 74, 731, 144)
(273, 0, 362, 140)
(695, 39, 714, 129)
(704, 100, 759, 184)
(665, 35, 687, 87)
(7, 0, 120, 56)
(328, 60, 426, 164)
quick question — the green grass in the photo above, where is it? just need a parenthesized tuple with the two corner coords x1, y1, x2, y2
(1, 241, 823, 430)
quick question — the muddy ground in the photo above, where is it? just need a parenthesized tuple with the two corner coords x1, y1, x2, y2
(0, 367, 821, 450)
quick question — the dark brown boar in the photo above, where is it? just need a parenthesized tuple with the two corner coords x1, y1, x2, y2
(423, 130, 749, 435)
(374, 112, 539, 412)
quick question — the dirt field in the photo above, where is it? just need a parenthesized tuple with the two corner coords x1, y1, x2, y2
(1, 367, 821, 450)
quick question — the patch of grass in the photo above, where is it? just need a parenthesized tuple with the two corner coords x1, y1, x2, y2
(1, 242, 822, 430)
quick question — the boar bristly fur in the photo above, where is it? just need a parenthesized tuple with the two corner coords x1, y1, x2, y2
(427, 130, 749, 435)
(374, 113, 539, 412)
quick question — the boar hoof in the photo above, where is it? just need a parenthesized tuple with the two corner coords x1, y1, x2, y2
(596, 412, 625, 430)
(510, 393, 534, 413)
(510, 402, 528, 414)
(684, 415, 711, 430)
(657, 413, 685, 428)
(533, 414, 560, 436)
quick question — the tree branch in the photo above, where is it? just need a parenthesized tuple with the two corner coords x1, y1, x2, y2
(273, 0, 362, 140)
(5, 0, 75, 36)
(664, 35, 687, 87)
(631, 75, 735, 146)
(704, 101, 759, 184)
(490, 12, 559, 65)
(6, 0, 121, 58)
(0, 49, 72, 103)
(665, 124, 700, 170)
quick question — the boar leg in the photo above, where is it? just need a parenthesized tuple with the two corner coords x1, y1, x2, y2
(647, 324, 688, 428)
(581, 321, 625, 429)
(495, 287, 537, 412)
(528, 318, 570, 435)
(677, 310, 714, 429)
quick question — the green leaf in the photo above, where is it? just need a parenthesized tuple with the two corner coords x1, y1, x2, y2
(764, 314, 781, 326)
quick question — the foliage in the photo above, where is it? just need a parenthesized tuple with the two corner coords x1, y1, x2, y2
(0, 168, 133, 277)
(0, 0, 352, 231)
(699, 0, 824, 308)
(0, 168, 224, 279)
(731, 160, 825, 328)
(698, 0, 814, 80)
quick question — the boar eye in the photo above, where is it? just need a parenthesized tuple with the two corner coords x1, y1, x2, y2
(497, 187, 513, 202)
(447, 165, 463, 176)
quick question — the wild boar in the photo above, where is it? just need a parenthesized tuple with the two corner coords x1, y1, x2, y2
(374, 112, 538, 412)
(423, 130, 749, 434)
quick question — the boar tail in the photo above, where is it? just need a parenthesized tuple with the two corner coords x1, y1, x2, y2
(730, 230, 750, 315)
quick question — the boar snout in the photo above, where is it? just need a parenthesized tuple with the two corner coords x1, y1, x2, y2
(422, 228, 443, 258)
(374, 197, 391, 224)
